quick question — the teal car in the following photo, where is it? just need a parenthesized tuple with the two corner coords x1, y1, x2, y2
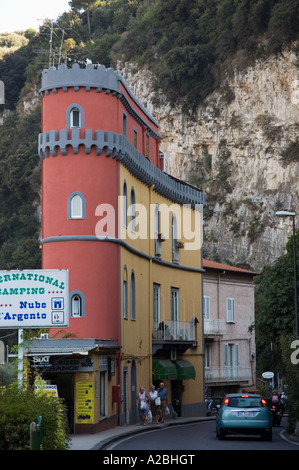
(216, 393, 272, 441)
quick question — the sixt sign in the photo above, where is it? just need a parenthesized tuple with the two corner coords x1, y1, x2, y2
(0, 270, 69, 328)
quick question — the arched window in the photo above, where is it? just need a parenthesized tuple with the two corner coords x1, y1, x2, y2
(123, 112, 127, 136)
(71, 194, 82, 218)
(154, 204, 162, 257)
(123, 181, 127, 227)
(172, 214, 179, 263)
(131, 270, 136, 320)
(70, 107, 80, 127)
(70, 290, 86, 317)
(130, 187, 136, 232)
(123, 266, 128, 319)
(66, 103, 85, 129)
(72, 294, 81, 317)
(67, 191, 86, 219)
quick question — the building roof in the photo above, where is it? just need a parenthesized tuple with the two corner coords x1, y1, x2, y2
(203, 258, 257, 275)
(24, 338, 120, 356)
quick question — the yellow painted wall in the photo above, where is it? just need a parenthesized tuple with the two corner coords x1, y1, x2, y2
(119, 164, 204, 409)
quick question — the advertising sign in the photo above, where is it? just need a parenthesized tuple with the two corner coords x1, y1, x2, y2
(262, 371, 274, 380)
(35, 383, 59, 397)
(30, 356, 94, 372)
(75, 382, 94, 424)
(0, 270, 68, 328)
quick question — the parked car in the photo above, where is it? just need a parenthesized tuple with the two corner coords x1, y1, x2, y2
(216, 393, 272, 441)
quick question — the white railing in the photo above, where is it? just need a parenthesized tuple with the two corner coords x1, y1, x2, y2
(153, 320, 196, 342)
(204, 319, 226, 336)
(205, 366, 252, 382)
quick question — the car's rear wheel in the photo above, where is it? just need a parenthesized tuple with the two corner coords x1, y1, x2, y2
(218, 428, 226, 440)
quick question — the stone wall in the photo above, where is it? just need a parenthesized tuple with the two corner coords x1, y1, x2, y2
(119, 52, 299, 271)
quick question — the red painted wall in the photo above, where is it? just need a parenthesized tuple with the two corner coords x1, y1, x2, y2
(43, 240, 120, 339)
(41, 86, 121, 340)
(41, 76, 160, 341)
(42, 88, 120, 133)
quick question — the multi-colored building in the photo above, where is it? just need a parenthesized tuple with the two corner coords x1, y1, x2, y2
(203, 259, 257, 397)
(30, 63, 206, 433)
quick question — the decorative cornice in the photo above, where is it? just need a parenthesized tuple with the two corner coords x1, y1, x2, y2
(38, 129, 205, 207)
(41, 235, 205, 273)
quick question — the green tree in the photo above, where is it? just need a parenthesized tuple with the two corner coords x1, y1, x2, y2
(254, 229, 299, 432)
(0, 383, 69, 449)
(70, 0, 102, 38)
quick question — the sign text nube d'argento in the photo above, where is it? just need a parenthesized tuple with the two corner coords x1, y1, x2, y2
(0, 272, 66, 293)
(1, 301, 47, 322)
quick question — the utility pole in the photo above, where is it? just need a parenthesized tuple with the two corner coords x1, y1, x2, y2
(0, 80, 4, 105)
(35, 20, 71, 68)
(49, 20, 54, 67)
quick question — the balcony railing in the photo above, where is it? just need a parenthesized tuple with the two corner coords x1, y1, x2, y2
(205, 366, 252, 383)
(153, 320, 196, 342)
(204, 319, 226, 336)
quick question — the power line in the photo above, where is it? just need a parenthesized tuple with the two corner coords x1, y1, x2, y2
(35, 19, 72, 67)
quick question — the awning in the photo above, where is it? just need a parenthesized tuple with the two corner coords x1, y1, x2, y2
(174, 359, 196, 380)
(152, 359, 177, 380)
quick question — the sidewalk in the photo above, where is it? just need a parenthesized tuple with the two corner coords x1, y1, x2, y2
(69, 416, 214, 450)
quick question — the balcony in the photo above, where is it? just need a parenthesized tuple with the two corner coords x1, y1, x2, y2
(153, 320, 196, 341)
(152, 320, 197, 355)
(205, 366, 252, 383)
(204, 319, 226, 336)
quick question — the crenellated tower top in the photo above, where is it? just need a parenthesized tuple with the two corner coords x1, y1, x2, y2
(40, 63, 159, 130)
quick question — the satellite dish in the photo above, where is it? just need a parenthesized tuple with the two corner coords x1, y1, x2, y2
(262, 371, 274, 379)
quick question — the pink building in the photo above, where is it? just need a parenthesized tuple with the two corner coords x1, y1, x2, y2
(203, 259, 257, 397)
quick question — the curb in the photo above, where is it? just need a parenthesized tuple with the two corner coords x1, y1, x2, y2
(94, 417, 215, 450)
(280, 430, 299, 446)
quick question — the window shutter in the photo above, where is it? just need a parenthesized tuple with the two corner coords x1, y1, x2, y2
(226, 298, 235, 322)
(203, 296, 210, 319)
(224, 344, 228, 366)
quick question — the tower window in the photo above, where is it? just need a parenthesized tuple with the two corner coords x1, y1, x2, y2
(67, 191, 86, 219)
(123, 112, 127, 136)
(71, 107, 80, 127)
(66, 103, 84, 129)
(70, 290, 86, 317)
(133, 129, 138, 149)
(71, 194, 82, 218)
(72, 294, 81, 317)
(145, 133, 150, 158)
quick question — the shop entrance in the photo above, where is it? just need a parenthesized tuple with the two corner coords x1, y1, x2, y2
(43, 372, 75, 433)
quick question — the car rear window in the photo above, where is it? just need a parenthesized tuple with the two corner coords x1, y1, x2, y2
(226, 396, 263, 408)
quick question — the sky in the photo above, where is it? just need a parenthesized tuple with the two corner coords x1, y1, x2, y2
(0, 0, 72, 33)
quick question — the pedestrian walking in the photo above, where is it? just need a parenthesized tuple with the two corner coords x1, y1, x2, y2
(157, 382, 168, 423)
(137, 386, 149, 425)
(149, 384, 160, 423)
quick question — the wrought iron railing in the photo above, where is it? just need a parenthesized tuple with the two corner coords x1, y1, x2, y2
(153, 320, 196, 342)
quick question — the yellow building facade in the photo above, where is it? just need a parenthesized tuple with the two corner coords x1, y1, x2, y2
(33, 63, 206, 432)
(118, 163, 205, 423)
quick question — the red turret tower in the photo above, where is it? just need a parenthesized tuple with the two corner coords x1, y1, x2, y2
(39, 63, 160, 340)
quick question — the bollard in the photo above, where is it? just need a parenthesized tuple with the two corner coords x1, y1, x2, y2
(30, 416, 43, 450)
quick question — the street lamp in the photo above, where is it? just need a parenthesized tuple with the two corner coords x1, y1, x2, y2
(276, 211, 298, 337)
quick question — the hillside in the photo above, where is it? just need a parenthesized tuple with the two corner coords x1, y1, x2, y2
(0, 0, 298, 271)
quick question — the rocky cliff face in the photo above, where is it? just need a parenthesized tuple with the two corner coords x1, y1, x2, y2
(119, 52, 299, 272)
